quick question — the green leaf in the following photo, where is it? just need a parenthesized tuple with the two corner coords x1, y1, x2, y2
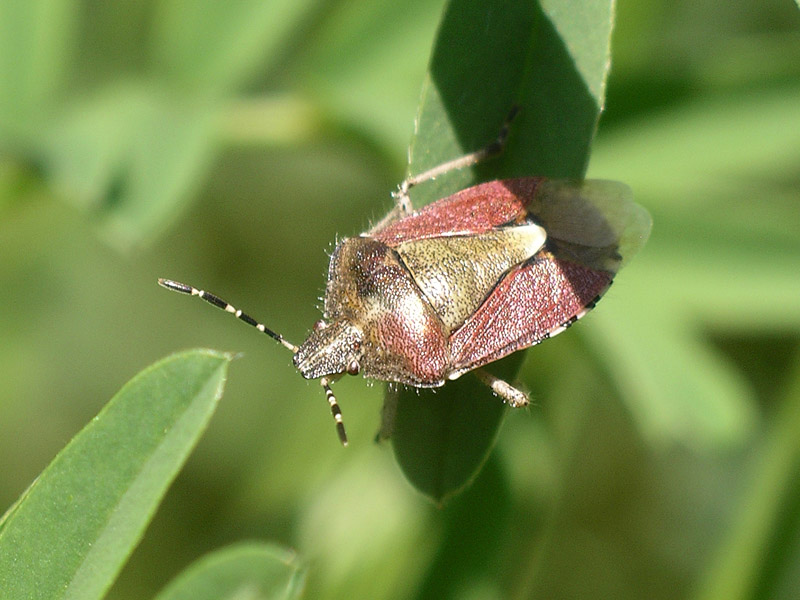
(382, 371, 507, 503)
(153, 542, 306, 600)
(388, 0, 615, 502)
(408, 0, 614, 206)
(0, 350, 230, 600)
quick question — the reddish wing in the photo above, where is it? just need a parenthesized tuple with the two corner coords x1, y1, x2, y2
(373, 176, 648, 377)
(373, 178, 545, 246)
(447, 177, 650, 375)
(449, 253, 612, 375)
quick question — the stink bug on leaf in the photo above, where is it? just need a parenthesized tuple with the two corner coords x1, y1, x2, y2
(159, 111, 651, 446)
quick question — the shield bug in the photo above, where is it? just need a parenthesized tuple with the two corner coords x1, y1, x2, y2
(159, 112, 651, 445)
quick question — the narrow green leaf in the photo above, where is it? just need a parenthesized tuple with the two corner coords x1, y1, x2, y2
(586, 290, 755, 448)
(694, 353, 800, 600)
(42, 83, 216, 249)
(153, 543, 306, 600)
(294, 0, 446, 153)
(389, 0, 615, 502)
(0, 0, 78, 140)
(588, 87, 800, 209)
(0, 350, 230, 600)
(151, 0, 318, 95)
(586, 87, 800, 446)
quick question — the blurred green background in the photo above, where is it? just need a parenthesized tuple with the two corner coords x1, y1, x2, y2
(1, 0, 799, 598)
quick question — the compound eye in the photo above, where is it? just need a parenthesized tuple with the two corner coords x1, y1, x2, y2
(347, 360, 360, 376)
(313, 319, 327, 332)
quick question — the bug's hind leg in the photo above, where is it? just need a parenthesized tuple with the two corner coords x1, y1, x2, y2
(474, 368, 529, 408)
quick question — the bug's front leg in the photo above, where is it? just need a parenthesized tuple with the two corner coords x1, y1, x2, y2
(368, 185, 414, 234)
(370, 107, 518, 233)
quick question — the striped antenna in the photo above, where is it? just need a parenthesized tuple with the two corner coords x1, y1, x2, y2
(158, 279, 298, 352)
(158, 278, 349, 445)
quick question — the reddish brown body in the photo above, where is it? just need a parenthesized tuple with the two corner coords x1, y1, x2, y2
(161, 171, 649, 444)
(293, 177, 635, 389)
(159, 105, 651, 445)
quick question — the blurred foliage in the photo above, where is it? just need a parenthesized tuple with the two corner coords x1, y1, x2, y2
(152, 542, 306, 600)
(0, 0, 799, 599)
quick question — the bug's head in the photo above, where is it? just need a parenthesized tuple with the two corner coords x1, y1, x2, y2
(293, 318, 364, 380)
